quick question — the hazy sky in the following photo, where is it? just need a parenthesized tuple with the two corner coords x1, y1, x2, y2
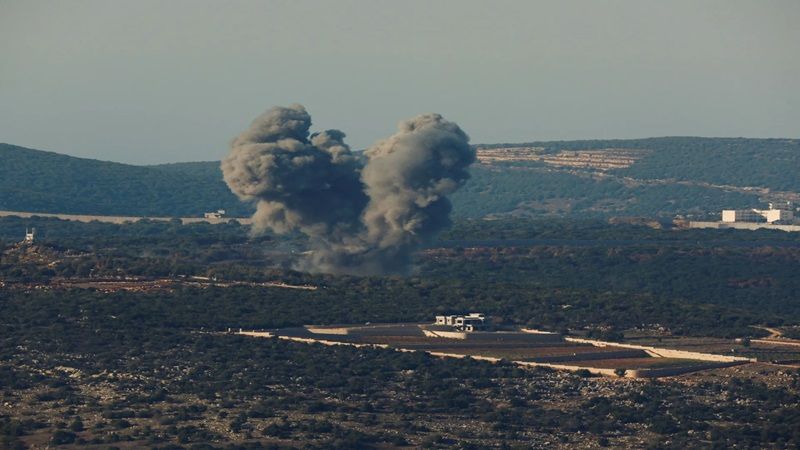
(1, 1, 798, 165)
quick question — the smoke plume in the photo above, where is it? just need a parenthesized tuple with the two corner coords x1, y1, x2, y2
(222, 104, 474, 275)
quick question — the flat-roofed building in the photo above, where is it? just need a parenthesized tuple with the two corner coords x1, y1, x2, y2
(722, 210, 764, 223)
(722, 203, 794, 224)
(434, 313, 487, 332)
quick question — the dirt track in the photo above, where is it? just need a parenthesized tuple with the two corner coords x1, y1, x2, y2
(0, 209, 251, 225)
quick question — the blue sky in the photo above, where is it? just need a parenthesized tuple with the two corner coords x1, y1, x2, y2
(1, 0, 798, 164)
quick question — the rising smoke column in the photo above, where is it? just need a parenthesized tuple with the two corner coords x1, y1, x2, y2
(222, 105, 474, 275)
(221, 104, 367, 237)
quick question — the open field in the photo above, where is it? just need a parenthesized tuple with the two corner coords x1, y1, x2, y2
(626, 336, 800, 364)
(256, 324, 753, 379)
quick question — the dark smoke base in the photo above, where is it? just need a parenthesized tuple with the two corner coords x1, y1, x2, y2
(222, 104, 474, 275)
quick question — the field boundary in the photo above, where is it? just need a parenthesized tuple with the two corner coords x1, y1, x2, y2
(565, 337, 755, 362)
(234, 330, 750, 378)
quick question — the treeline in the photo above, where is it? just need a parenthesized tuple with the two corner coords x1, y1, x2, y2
(442, 217, 800, 242)
(0, 215, 250, 242)
(5, 214, 800, 248)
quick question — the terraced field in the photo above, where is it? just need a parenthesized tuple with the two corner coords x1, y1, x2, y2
(259, 325, 750, 378)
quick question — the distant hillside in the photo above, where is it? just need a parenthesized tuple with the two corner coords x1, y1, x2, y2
(457, 137, 800, 219)
(0, 144, 251, 216)
(1, 137, 797, 219)
(477, 137, 800, 190)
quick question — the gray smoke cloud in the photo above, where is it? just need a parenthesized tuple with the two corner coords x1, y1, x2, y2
(222, 104, 474, 275)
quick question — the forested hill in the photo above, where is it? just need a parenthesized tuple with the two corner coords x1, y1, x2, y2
(1, 137, 798, 219)
(620, 137, 799, 192)
(0, 143, 251, 217)
(453, 136, 799, 219)
(479, 137, 800, 192)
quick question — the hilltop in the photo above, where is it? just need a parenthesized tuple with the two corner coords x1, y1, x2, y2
(1, 137, 798, 219)
(0, 143, 251, 217)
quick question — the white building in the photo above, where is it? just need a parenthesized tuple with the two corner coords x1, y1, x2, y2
(722, 202, 794, 224)
(722, 210, 764, 223)
(435, 313, 487, 332)
(24, 228, 35, 244)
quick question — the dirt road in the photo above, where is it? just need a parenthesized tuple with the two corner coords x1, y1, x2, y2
(0, 210, 251, 225)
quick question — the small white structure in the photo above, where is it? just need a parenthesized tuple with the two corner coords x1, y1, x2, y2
(24, 228, 35, 244)
(722, 202, 794, 224)
(435, 313, 487, 332)
(204, 209, 227, 219)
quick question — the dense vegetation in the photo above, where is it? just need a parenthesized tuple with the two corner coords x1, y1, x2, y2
(449, 165, 758, 219)
(2, 289, 800, 449)
(3, 216, 800, 337)
(3, 216, 800, 448)
(616, 137, 800, 192)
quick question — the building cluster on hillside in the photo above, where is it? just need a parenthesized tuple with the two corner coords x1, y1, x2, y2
(435, 313, 487, 332)
(475, 147, 647, 170)
(722, 202, 795, 224)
